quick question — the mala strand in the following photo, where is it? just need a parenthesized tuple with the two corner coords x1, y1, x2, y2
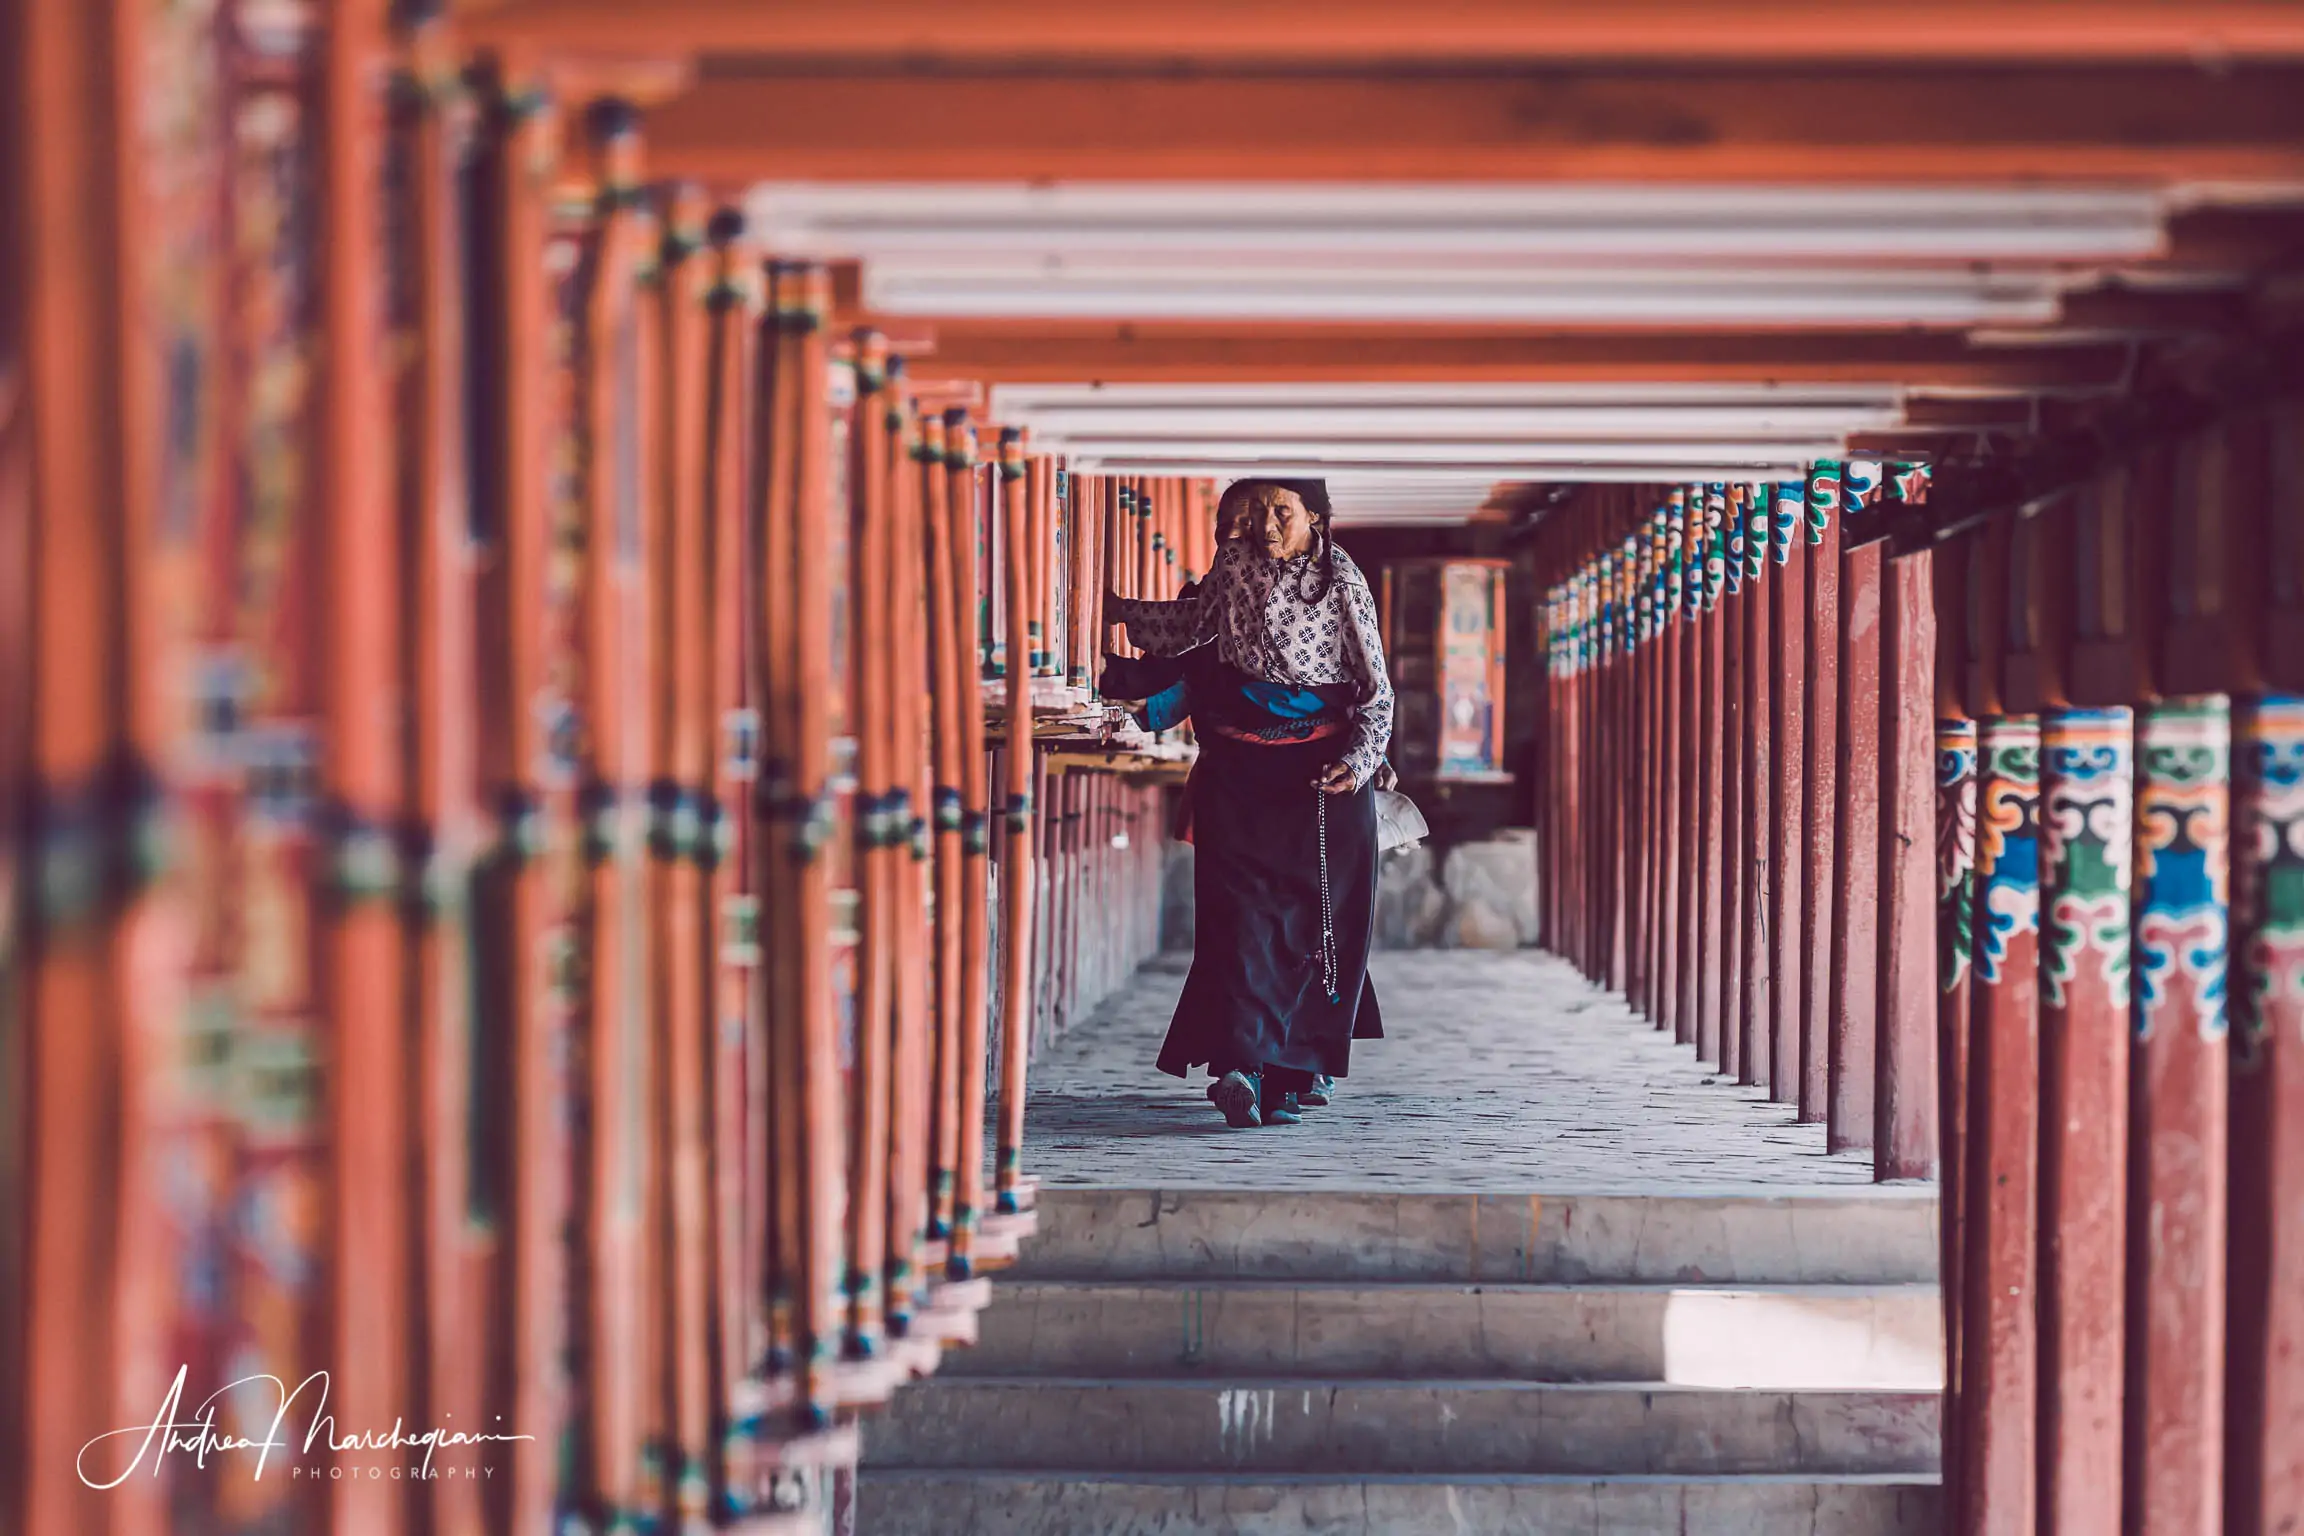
(1316, 784, 1340, 1004)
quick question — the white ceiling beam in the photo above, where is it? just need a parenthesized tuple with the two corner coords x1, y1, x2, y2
(988, 381, 1910, 409)
(1018, 404, 1905, 440)
(863, 267, 2066, 326)
(1086, 459, 1809, 481)
(750, 182, 2171, 265)
(1071, 438, 1844, 467)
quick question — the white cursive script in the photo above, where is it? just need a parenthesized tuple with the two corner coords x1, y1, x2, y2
(79, 1366, 534, 1489)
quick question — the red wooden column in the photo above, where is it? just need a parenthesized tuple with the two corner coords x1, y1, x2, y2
(1770, 479, 1808, 1110)
(1878, 544, 1940, 1182)
(1624, 528, 1645, 1008)
(946, 422, 993, 1281)
(1830, 537, 1883, 1154)
(2037, 701, 2134, 1536)
(1658, 499, 1695, 1040)
(2150, 405, 2304, 1536)
(1935, 708, 1977, 1494)
(2127, 694, 2232, 1534)
(1641, 504, 1670, 1024)
(1676, 488, 1704, 1048)
(7, 1, 137, 1526)
(1628, 528, 1653, 1012)
(994, 433, 1037, 1215)
(2229, 693, 2304, 1536)
(1932, 526, 1978, 1517)
(1657, 491, 1687, 1039)
(399, 39, 489, 1533)
(1740, 486, 1775, 1091)
(1571, 550, 1593, 973)
(1961, 709, 2043, 1535)
(318, 1, 414, 1522)
(1696, 486, 1730, 1066)
(844, 335, 898, 1363)
(1588, 532, 1607, 982)
(1718, 487, 1748, 1077)
(1802, 464, 1842, 1122)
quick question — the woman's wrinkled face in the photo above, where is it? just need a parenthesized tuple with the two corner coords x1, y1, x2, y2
(1245, 486, 1316, 561)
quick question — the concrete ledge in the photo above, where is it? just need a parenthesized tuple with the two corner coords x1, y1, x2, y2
(955, 1279, 1944, 1387)
(1017, 1188, 1941, 1285)
(865, 1378, 1941, 1476)
(859, 1471, 1942, 1536)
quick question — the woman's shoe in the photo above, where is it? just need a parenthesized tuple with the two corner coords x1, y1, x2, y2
(1259, 1083, 1304, 1126)
(1209, 1070, 1262, 1129)
(1299, 1074, 1335, 1108)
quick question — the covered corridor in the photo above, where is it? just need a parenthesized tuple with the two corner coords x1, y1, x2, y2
(7, 3, 2304, 1535)
(1018, 949, 1878, 1192)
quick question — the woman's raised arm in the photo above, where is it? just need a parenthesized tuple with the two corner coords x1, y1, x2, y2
(1108, 542, 1232, 656)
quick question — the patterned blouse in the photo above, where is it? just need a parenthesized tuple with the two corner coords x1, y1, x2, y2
(1111, 539, 1394, 790)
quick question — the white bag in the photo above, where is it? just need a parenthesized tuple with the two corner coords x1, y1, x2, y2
(1375, 788, 1428, 853)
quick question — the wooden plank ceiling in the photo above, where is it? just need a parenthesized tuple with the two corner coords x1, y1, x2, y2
(462, 0, 2304, 523)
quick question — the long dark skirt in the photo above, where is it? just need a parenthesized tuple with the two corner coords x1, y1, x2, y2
(1156, 733, 1383, 1081)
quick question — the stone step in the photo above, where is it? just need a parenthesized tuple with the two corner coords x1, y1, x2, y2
(1016, 1187, 1941, 1286)
(952, 1279, 1943, 1387)
(864, 1378, 1940, 1477)
(858, 1470, 1941, 1535)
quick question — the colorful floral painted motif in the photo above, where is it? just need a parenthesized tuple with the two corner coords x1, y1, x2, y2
(1743, 485, 1767, 583)
(1807, 460, 1839, 545)
(2040, 708, 2134, 1010)
(1703, 484, 1727, 609)
(2135, 698, 2231, 1040)
(2235, 696, 2304, 1054)
(1974, 717, 2042, 986)
(1841, 458, 1883, 515)
(1772, 480, 1801, 563)
(1939, 718, 1980, 993)
(1666, 488, 1687, 623)
(1724, 486, 1746, 597)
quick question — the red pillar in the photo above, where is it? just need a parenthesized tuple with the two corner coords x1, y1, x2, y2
(1657, 494, 1687, 1039)
(1877, 546, 1939, 1181)
(1696, 490, 1729, 1068)
(2227, 694, 2304, 1536)
(1959, 715, 2041, 1533)
(1771, 484, 1810, 1113)
(2125, 696, 2232, 1534)
(1830, 539, 1883, 1153)
(1720, 489, 1749, 1079)
(1740, 489, 1774, 1091)
(2037, 706, 2133, 1535)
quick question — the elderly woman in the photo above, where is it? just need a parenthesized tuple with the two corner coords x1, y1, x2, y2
(1105, 479, 1393, 1128)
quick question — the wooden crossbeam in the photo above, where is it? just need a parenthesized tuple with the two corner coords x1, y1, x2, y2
(895, 321, 2134, 390)
(461, 0, 2304, 64)
(638, 65, 2304, 184)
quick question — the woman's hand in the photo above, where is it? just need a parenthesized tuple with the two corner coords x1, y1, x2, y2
(1314, 761, 1357, 795)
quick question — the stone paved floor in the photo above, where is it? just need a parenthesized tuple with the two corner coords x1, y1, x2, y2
(1021, 949, 1885, 1191)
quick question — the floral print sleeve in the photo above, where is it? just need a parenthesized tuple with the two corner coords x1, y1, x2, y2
(1336, 571, 1394, 790)
(1109, 544, 1231, 655)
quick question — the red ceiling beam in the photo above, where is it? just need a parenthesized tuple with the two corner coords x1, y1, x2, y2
(893, 321, 2135, 390)
(459, 0, 2304, 64)
(636, 65, 2304, 184)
